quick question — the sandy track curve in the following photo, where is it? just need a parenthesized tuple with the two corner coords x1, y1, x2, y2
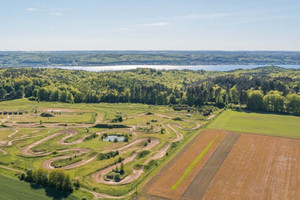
(8, 130, 18, 138)
(0, 148, 7, 155)
(0, 129, 47, 147)
(167, 124, 183, 142)
(21, 129, 76, 156)
(191, 121, 201, 129)
(42, 148, 91, 170)
(95, 123, 184, 185)
(94, 138, 160, 185)
(58, 131, 91, 145)
(207, 114, 216, 120)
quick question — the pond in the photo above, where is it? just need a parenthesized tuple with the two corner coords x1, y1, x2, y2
(102, 135, 125, 142)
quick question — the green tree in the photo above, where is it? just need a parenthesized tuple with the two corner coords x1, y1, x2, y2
(286, 94, 300, 115)
(247, 90, 264, 111)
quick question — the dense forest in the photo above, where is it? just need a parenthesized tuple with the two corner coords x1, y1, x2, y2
(0, 66, 300, 115)
(1, 51, 300, 67)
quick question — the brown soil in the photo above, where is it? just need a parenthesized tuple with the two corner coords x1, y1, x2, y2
(142, 130, 228, 200)
(201, 133, 300, 200)
(182, 133, 240, 200)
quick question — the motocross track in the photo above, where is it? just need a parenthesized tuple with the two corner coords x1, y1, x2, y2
(16, 112, 200, 199)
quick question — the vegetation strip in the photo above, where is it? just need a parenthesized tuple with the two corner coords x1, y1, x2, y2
(171, 134, 219, 190)
(182, 133, 240, 200)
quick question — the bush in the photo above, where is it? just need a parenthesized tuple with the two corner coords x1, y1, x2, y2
(137, 150, 150, 159)
(83, 133, 98, 141)
(144, 160, 158, 170)
(19, 173, 26, 180)
(114, 173, 120, 182)
(40, 112, 54, 117)
(93, 124, 129, 129)
(173, 117, 182, 121)
(98, 151, 119, 160)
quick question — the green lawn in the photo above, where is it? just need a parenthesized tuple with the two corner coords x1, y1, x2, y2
(208, 109, 300, 139)
(0, 173, 78, 200)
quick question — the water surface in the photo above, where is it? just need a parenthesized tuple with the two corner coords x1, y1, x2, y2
(42, 65, 300, 72)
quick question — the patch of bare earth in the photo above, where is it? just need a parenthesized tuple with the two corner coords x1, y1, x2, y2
(182, 133, 240, 200)
(201, 133, 300, 200)
(142, 130, 228, 200)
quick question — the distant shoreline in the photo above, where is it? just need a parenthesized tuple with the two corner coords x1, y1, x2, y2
(2, 65, 300, 72)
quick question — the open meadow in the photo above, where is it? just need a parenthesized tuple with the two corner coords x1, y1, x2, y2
(207, 109, 300, 139)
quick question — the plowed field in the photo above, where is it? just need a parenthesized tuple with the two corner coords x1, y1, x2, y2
(202, 134, 300, 200)
(142, 130, 300, 200)
(142, 130, 229, 200)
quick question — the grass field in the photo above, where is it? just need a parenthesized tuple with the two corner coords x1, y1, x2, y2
(0, 99, 210, 199)
(207, 109, 300, 139)
(0, 173, 79, 200)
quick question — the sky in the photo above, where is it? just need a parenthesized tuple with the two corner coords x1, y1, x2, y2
(0, 0, 300, 51)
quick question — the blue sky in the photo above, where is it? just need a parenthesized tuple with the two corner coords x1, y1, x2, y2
(1, 0, 300, 51)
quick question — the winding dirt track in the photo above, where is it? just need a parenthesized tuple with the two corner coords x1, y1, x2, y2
(0, 148, 7, 155)
(42, 148, 91, 170)
(21, 129, 77, 156)
(0, 129, 47, 147)
(167, 124, 183, 142)
(93, 138, 160, 185)
(7, 129, 18, 138)
(58, 132, 91, 145)
(94, 123, 184, 185)
(19, 128, 94, 170)
(18, 112, 199, 199)
(207, 114, 216, 120)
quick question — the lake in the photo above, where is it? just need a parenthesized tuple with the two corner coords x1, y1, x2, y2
(42, 65, 300, 72)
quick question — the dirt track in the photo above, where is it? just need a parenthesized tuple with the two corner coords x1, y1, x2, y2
(167, 124, 183, 142)
(0, 148, 7, 155)
(16, 111, 198, 199)
(94, 122, 186, 185)
(93, 138, 160, 185)
(206, 114, 215, 120)
(42, 148, 91, 170)
(21, 129, 76, 156)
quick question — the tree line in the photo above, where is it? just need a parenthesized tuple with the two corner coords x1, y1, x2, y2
(0, 67, 299, 115)
(20, 168, 79, 192)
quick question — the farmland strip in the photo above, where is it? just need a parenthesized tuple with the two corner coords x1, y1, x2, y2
(171, 134, 219, 190)
(182, 133, 240, 200)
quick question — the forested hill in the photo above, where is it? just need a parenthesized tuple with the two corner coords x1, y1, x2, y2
(0, 66, 300, 115)
(1, 51, 300, 67)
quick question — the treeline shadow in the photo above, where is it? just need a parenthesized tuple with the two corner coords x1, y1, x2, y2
(234, 108, 300, 117)
(29, 183, 75, 200)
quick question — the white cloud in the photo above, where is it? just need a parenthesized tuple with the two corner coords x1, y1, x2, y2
(26, 8, 37, 12)
(182, 13, 232, 19)
(145, 22, 171, 27)
(50, 12, 63, 16)
(117, 22, 170, 32)
(49, 8, 69, 16)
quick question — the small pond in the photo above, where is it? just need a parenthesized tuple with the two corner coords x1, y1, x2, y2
(102, 135, 125, 142)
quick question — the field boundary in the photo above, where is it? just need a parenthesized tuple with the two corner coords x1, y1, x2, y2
(182, 133, 240, 200)
(140, 129, 207, 194)
(171, 134, 219, 190)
